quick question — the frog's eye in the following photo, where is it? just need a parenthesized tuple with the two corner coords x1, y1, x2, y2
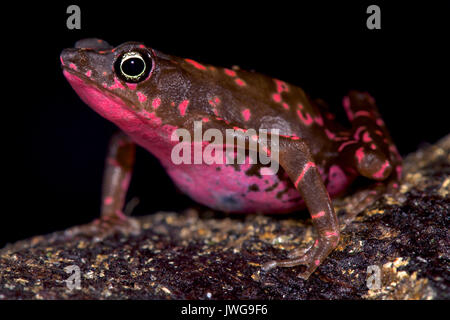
(115, 51, 152, 83)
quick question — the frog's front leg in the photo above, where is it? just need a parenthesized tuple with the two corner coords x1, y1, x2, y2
(262, 138, 340, 280)
(64, 131, 140, 240)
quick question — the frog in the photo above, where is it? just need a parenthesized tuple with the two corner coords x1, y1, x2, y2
(60, 38, 403, 279)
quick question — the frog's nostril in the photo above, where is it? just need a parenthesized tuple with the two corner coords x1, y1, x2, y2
(60, 48, 79, 66)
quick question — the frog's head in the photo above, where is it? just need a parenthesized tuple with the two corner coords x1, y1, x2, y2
(61, 38, 167, 128)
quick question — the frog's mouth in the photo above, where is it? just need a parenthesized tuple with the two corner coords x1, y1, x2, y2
(62, 65, 132, 103)
(62, 67, 138, 125)
(60, 46, 136, 111)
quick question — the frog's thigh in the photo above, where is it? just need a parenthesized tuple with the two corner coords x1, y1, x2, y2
(337, 91, 404, 220)
(263, 138, 340, 279)
(101, 131, 136, 219)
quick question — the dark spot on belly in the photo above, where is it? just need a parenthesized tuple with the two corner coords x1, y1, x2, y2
(226, 162, 241, 172)
(288, 196, 302, 202)
(276, 187, 289, 200)
(216, 167, 221, 171)
(264, 182, 279, 192)
(248, 184, 259, 192)
(219, 195, 242, 211)
(245, 163, 262, 178)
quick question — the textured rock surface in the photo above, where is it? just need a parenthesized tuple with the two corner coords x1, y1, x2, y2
(1, 135, 449, 300)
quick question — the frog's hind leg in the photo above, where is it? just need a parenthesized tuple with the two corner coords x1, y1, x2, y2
(262, 137, 340, 280)
(337, 91, 404, 225)
(64, 131, 140, 240)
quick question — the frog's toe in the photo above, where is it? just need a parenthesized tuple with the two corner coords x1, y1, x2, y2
(287, 242, 314, 258)
(262, 243, 323, 280)
(64, 214, 141, 241)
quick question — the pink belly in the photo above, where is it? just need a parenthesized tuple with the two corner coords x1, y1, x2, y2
(123, 123, 352, 214)
(166, 161, 303, 213)
(164, 160, 352, 214)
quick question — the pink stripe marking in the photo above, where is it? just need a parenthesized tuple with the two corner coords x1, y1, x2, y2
(353, 126, 366, 140)
(179, 100, 189, 116)
(152, 98, 161, 109)
(343, 96, 353, 121)
(108, 77, 125, 90)
(137, 92, 147, 102)
(126, 83, 137, 90)
(294, 162, 316, 188)
(325, 231, 338, 237)
(314, 116, 324, 126)
(103, 196, 113, 205)
(362, 131, 372, 143)
(224, 68, 236, 77)
(338, 140, 357, 152)
(373, 160, 390, 179)
(275, 79, 289, 92)
(325, 129, 336, 140)
(297, 109, 313, 126)
(235, 78, 246, 86)
(354, 110, 372, 118)
(355, 147, 365, 163)
(272, 93, 281, 103)
(242, 108, 251, 121)
(115, 210, 128, 221)
(376, 118, 385, 126)
(185, 59, 206, 70)
(311, 211, 325, 219)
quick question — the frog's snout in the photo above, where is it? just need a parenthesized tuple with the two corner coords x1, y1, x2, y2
(60, 48, 77, 65)
(60, 39, 113, 69)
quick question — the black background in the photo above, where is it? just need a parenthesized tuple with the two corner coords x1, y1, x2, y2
(2, 1, 448, 247)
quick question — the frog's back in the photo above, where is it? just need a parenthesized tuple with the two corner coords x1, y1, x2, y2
(173, 58, 339, 158)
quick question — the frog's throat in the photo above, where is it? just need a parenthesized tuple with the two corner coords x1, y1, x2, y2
(62, 66, 136, 111)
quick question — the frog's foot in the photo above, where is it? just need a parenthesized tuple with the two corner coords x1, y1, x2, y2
(262, 238, 338, 280)
(64, 212, 141, 241)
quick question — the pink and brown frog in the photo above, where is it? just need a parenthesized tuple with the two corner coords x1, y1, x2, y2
(60, 38, 402, 279)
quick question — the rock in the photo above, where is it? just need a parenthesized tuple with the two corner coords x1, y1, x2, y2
(1, 135, 449, 300)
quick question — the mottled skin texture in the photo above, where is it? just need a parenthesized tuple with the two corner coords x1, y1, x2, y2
(60, 39, 402, 279)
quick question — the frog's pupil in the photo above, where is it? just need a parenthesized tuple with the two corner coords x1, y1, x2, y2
(122, 58, 145, 77)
